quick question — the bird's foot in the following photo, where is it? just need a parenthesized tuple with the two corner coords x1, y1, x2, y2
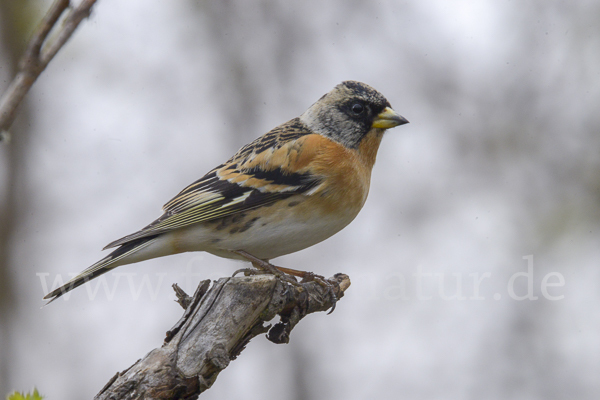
(232, 250, 299, 287)
(298, 272, 338, 314)
(232, 250, 337, 313)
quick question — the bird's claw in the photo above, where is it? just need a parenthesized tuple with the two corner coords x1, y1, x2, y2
(232, 268, 268, 277)
(299, 272, 338, 314)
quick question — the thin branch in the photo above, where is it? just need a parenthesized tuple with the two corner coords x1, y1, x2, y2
(23, 0, 69, 64)
(95, 273, 351, 399)
(0, 0, 98, 139)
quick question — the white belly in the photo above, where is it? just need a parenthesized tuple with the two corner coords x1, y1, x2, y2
(167, 197, 361, 261)
(212, 214, 350, 259)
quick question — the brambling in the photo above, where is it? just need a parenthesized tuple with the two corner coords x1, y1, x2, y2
(44, 81, 408, 303)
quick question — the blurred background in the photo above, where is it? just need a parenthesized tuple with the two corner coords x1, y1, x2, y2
(1, 0, 599, 399)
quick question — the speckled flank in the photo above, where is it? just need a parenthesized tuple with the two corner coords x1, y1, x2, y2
(230, 219, 257, 235)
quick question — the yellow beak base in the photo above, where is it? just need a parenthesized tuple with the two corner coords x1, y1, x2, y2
(372, 107, 409, 129)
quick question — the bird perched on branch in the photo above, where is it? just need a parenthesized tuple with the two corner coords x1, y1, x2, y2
(44, 80, 408, 303)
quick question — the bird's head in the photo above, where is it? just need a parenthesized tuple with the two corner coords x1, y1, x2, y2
(300, 80, 408, 149)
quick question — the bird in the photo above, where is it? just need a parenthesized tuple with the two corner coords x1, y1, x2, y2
(43, 80, 408, 303)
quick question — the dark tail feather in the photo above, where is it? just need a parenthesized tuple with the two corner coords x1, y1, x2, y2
(43, 255, 116, 304)
(43, 235, 159, 304)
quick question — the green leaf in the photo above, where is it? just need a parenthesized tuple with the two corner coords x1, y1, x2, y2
(6, 388, 43, 400)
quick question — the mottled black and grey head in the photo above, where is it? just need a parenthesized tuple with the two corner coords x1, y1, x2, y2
(300, 81, 408, 148)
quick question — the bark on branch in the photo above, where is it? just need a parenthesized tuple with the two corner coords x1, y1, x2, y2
(0, 0, 98, 140)
(95, 273, 351, 400)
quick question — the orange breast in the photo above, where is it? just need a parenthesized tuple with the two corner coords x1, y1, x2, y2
(293, 129, 385, 217)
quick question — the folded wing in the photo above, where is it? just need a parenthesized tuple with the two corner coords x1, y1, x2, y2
(104, 118, 325, 249)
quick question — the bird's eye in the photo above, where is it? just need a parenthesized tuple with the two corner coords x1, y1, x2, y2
(351, 103, 364, 115)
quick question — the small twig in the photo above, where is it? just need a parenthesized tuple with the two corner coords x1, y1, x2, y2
(22, 0, 70, 68)
(173, 283, 192, 310)
(166, 280, 212, 343)
(0, 0, 99, 139)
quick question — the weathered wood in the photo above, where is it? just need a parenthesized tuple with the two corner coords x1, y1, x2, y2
(95, 273, 350, 400)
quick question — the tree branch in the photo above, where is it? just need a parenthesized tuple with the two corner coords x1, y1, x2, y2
(0, 0, 98, 140)
(95, 273, 351, 400)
